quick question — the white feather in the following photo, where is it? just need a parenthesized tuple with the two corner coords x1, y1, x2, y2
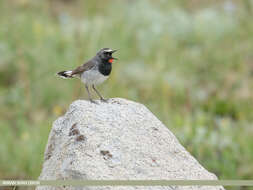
(65, 71, 72, 75)
(103, 49, 113, 53)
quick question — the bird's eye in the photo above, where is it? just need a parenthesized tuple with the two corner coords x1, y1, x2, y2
(105, 52, 112, 56)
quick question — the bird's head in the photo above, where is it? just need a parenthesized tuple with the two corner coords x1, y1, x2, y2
(97, 48, 118, 63)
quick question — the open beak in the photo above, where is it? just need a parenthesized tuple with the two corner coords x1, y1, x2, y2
(112, 49, 118, 60)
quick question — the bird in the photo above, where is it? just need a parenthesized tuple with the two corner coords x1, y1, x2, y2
(57, 48, 118, 103)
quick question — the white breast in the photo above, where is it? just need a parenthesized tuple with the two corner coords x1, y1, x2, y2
(81, 70, 109, 85)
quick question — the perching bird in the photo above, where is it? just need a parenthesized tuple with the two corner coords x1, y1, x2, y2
(57, 48, 117, 103)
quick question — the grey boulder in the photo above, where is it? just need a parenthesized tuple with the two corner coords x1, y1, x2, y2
(37, 98, 224, 190)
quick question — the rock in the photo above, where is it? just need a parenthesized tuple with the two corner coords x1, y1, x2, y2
(36, 98, 224, 190)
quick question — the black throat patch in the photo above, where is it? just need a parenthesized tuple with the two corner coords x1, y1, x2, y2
(98, 61, 112, 76)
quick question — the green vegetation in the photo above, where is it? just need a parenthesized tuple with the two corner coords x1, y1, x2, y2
(0, 0, 253, 189)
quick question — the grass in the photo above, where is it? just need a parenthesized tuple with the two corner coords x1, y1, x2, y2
(0, 0, 253, 189)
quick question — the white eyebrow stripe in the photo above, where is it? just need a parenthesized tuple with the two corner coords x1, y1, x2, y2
(103, 49, 113, 52)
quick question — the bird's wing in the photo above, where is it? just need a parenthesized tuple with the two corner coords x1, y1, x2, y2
(71, 59, 96, 76)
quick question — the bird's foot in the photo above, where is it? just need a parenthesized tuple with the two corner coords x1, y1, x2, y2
(100, 98, 108, 102)
(89, 99, 98, 104)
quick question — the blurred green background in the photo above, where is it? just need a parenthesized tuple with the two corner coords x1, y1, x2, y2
(0, 0, 253, 189)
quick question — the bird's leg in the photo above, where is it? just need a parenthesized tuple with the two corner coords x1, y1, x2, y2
(92, 85, 108, 102)
(85, 85, 96, 103)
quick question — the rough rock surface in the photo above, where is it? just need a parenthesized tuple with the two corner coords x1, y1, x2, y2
(37, 98, 224, 190)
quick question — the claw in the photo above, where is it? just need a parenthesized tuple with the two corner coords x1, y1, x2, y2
(100, 98, 108, 102)
(89, 99, 98, 104)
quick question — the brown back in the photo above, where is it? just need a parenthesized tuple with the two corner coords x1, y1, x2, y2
(71, 59, 96, 76)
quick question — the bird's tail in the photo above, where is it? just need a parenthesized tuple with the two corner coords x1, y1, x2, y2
(57, 70, 73, 79)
